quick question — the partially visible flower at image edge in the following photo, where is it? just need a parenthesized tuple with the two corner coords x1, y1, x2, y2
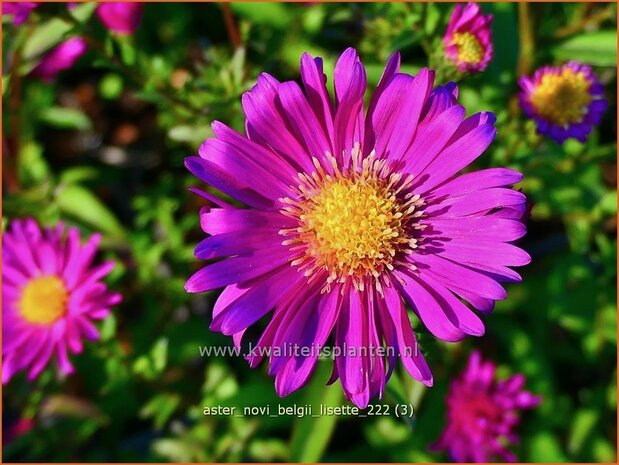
(30, 37, 88, 82)
(96, 2, 144, 35)
(519, 61, 607, 144)
(443, 2, 493, 73)
(185, 47, 530, 408)
(431, 350, 541, 462)
(2, 2, 38, 25)
(2, 219, 121, 384)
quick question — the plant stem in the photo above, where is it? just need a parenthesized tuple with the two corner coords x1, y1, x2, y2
(4, 22, 34, 194)
(517, 2, 535, 77)
(221, 3, 242, 50)
(554, 5, 614, 39)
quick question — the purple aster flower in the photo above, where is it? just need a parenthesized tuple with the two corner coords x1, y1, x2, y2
(30, 37, 88, 82)
(443, 2, 493, 72)
(96, 2, 143, 35)
(431, 351, 541, 462)
(2, 219, 121, 384)
(519, 61, 607, 144)
(185, 48, 530, 408)
(2, 2, 38, 25)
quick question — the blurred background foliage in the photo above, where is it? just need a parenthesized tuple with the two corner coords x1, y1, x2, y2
(2, 2, 617, 463)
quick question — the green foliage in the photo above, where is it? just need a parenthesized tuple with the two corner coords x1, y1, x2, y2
(2, 2, 616, 463)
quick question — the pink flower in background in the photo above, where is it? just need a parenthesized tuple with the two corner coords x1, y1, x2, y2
(185, 48, 530, 408)
(443, 2, 493, 72)
(96, 2, 143, 35)
(2, 219, 121, 384)
(519, 61, 607, 143)
(432, 351, 541, 462)
(3, 417, 34, 444)
(2, 2, 38, 25)
(30, 37, 88, 82)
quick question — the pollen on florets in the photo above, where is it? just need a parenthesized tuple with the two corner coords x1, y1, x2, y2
(451, 32, 485, 65)
(19, 276, 68, 325)
(279, 144, 424, 293)
(529, 67, 592, 127)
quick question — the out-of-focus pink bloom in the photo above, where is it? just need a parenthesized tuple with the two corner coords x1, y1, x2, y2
(3, 417, 34, 444)
(519, 61, 607, 144)
(2, 219, 121, 384)
(96, 2, 143, 35)
(431, 351, 541, 462)
(2, 2, 38, 25)
(30, 37, 88, 82)
(443, 2, 493, 73)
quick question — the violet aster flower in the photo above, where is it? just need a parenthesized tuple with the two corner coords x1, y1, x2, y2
(96, 2, 143, 35)
(2, 219, 121, 384)
(30, 37, 88, 82)
(443, 2, 493, 72)
(185, 48, 530, 408)
(2, 2, 38, 25)
(519, 61, 607, 144)
(432, 351, 541, 462)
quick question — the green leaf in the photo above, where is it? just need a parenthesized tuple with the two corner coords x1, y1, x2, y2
(56, 184, 125, 239)
(19, 141, 50, 185)
(39, 107, 93, 131)
(289, 362, 343, 462)
(59, 167, 99, 185)
(117, 36, 136, 66)
(230, 2, 292, 28)
(100, 314, 117, 342)
(22, 18, 72, 63)
(140, 392, 180, 429)
(424, 3, 441, 35)
(151, 338, 169, 373)
(529, 432, 567, 462)
(168, 125, 213, 146)
(568, 408, 599, 455)
(68, 1, 97, 23)
(554, 30, 617, 66)
(99, 73, 124, 100)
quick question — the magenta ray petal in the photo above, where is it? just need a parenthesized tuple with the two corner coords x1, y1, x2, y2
(211, 265, 306, 335)
(300, 53, 335, 144)
(366, 69, 433, 162)
(185, 156, 275, 210)
(381, 286, 433, 384)
(200, 208, 296, 235)
(243, 73, 316, 174)
(396, 271, 467, 342)
(185, 246, 294, 293)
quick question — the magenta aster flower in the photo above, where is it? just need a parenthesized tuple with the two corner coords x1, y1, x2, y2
(96, 2, 143, 35)
(443, 2, 493, 72)
(431, 351, 541, 462)
(2, 2, 38, 25)
(30, 37, 87, 82)
(519, 61, 607, 144)
(2, 219, 121, 384)
(185, 48, 530, 408)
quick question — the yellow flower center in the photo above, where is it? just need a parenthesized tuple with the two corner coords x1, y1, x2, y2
(280, 146, 422, 293)
(529, 68, 592, 126)
(19, 276, 68, 325)
(452, 32, 484, 64)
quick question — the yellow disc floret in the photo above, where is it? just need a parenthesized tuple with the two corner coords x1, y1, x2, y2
(280, 145, 423, 292)
(19, 275, 68, 325)
(452, 32, 484, 64)
(530, 68, 591, 127)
